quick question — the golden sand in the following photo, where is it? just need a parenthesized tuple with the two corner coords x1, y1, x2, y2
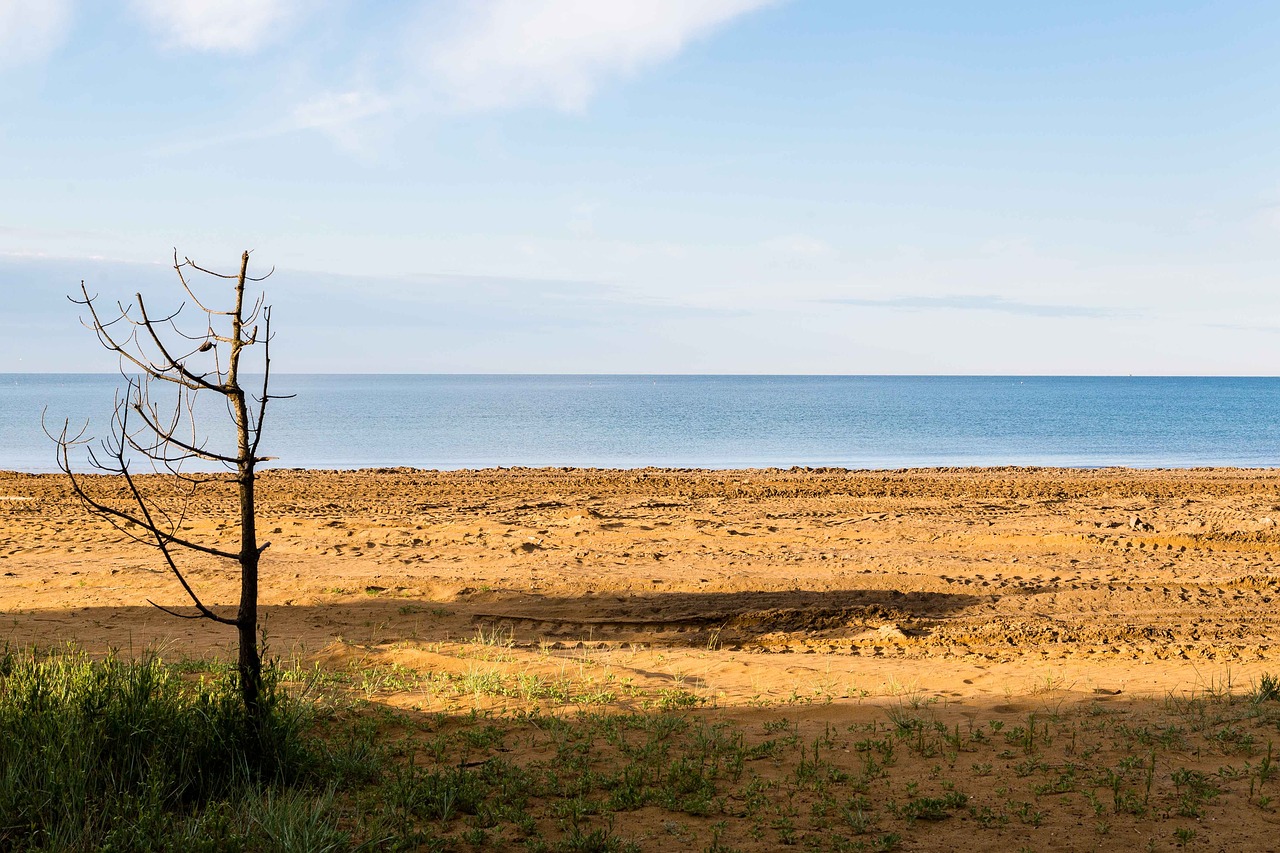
(4, 466, 1279, 705)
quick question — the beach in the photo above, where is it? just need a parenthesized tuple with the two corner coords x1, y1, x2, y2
(10, 466, 1280, 849)
(5, 465, 1280, 703)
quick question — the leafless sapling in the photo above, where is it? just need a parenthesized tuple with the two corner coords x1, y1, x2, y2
(49, 250, 284, 721)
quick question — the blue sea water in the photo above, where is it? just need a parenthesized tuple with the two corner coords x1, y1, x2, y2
(3, 374, 1280, 473)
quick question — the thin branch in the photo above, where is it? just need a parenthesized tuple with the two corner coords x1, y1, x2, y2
(66, 469, 240, 562)
(114, 443, 239, 626)
(129, 402, 240, 465)
(135, 294, 226, 391)
(174, 250, 241, 310)
(250, 306, 273, 460)
(147, 599, 216, 621)
(72, 283, 211, 392)
(182, 256, 243, 281)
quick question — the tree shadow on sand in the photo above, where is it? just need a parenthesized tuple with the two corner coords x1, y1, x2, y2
(464, 587, 985, 649)
(7, 587, 987, 655)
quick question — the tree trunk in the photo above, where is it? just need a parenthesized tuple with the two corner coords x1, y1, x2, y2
(237, 462, 262, 720)
(229, 250, 263, 722)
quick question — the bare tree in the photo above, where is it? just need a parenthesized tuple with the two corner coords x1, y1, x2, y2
(49, 250, 282, 722)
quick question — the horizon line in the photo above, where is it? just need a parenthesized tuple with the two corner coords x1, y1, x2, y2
(4, 372, 1280, 380)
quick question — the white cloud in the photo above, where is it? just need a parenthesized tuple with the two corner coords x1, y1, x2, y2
(140, 1, 777, 155)
(423, 0, 779, 112)
(132, 0, 298, 53)
(0, 0, 72, 67)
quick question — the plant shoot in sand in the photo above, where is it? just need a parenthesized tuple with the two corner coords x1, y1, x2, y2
(48, 250, 284, 721)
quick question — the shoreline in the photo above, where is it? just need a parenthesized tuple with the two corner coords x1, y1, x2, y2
(7, 462, 1280, 476)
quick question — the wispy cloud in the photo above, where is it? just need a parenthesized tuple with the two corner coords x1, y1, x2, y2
(0, 0, 72, 68)
(421, 0, 780, 113)
(131, 0, 299, 53)
(148, 87, 396, 158)
(288, 88, 395, 154)
(825, 294, 1113, 318)
(291, 90, 393, 130)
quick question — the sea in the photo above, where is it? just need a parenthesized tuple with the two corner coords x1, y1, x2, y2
(3, 374, 1280, 473)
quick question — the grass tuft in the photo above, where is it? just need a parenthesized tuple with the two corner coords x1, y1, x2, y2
(0, 645, 324, 852)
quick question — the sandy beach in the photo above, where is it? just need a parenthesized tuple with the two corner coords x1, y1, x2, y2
(5, 465, 1280, 705)
(11, 466, 1280, 850)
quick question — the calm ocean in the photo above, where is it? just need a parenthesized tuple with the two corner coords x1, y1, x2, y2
(3, 374, 1279, 473)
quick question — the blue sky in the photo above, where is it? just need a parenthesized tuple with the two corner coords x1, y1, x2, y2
(3, 0, 1279, 373)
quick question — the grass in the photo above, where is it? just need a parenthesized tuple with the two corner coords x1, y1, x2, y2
(0, 645, 318, 851)
(10, 647, 1280, 850)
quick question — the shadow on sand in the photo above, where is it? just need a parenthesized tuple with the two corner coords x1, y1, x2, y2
(7, 586, 988, 654)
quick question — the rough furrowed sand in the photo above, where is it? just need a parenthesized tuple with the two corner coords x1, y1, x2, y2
(3, 466, 1279, 706)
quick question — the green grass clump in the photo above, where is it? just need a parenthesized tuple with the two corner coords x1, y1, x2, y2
(0, 646, 321, 852)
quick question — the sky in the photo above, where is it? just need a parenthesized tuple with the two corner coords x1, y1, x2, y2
(2, 0, 1280, 374)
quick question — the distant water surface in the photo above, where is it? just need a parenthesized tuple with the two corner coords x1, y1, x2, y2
(3, 374, 1279, 472)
